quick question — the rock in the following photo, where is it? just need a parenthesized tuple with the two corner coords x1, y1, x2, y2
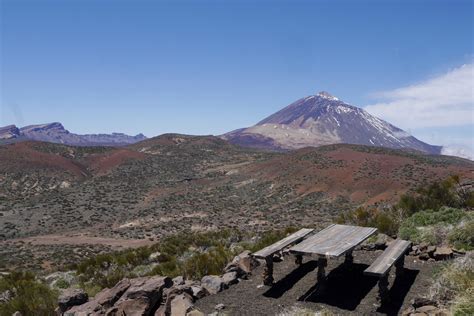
(113, 276, 172, 315)
(215, 303, 225, 310)
(224, 250, 259, 276)
(191, 285, 209, 299)
(401, 307, 415, 315)
(221, 271, 239, 286)
(57, 289, 88, 313)
(426, 246, 436, 257)
(419, 253, 430, 261)
(419, 242, 429, 251)
(11, 312, 22, 316)
(67, 276, 171, 315)
(170, 293, 194, 316)
(0, 290, 13, 303)
(201, 275, 227, 295)
(186, 310, 205, 316)
(375, 233, 393, 249)
(411, 297, 437, 308)
(173, 276, 185, 286)
(433, 247, 453, 260)
(416, 305, 438, 313)
(410, 313, 427, 316)
(104, 279, 132, 303)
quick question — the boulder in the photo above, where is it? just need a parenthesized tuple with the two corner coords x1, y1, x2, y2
(113, 276, 172, 315)
(57, 289, 88, 314)
(201, 275, 226, 295)
(411, 297, 437, 308)
(190, 285, 209, 299)
(418, 253, 430, 261)
(66, 276, 171, 316)
(426, 246, 436, 257)
(416, 305, 438, 313)
(173, 276, 185, 286)
(433, 247, 453, 260)
(418, 242, 429, 251)
(186, 310, 205, 316)
(223, 250, 259, 277)
(170, 293, 194, 316)
(221, 271, 239, 286)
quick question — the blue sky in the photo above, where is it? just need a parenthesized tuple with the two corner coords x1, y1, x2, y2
(1, 0, 472, 155)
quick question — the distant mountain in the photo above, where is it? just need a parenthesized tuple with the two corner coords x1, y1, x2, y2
(222, 91, 441, 154)
(0, 122, 146, 146)
(0, 125, 21, 139)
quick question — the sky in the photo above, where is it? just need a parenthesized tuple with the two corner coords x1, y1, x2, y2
(1, 0, 473, 157)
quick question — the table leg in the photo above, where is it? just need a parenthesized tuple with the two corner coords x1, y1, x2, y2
(344, 250, 354, 266)
(295, 254, 303, 266)
(317, 256, 327, 281)
(263, 256, 274, 286)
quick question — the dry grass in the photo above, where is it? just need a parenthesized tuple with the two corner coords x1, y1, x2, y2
(430, 252, 474, 315)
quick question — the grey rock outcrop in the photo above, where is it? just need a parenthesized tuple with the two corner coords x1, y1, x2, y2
(64, 276, 172, 315)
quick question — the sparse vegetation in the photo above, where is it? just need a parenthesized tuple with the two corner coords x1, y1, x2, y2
(430, 252, 474, 315)
(0, 271, 58, 316)
(397, 175, 474, 215)
(336, 207, 399, 236)
(72, 228, 297, 291)
(398, 208, 471, 245)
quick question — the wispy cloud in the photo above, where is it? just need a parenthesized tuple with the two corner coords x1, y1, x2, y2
(365, 63, 473, 129)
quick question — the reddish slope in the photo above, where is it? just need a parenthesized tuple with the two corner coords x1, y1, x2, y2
(246, 145, 474, 205)
(0, 142, 88, 178)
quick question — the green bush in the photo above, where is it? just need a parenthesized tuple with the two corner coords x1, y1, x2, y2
(397, 175, 472, 215)
(336, 207, 398, 236)
(398, 208, 469, 244)
(0, 271, 58, 316)
(449, 219, 474, 251)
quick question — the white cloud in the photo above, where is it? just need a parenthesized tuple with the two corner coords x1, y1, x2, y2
(441, 145, 473, 160)
(365, 63, 474, 129)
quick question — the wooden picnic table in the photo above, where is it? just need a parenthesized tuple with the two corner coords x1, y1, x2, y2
(289, 224, 378, 285)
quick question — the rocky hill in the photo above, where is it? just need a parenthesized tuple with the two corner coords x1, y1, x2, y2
(0, 122, 146, 146)
(222, 91, 441, 154)
(0, 136, 472, 272)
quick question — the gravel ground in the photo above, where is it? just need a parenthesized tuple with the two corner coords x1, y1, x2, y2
(195, 250, 440, 315)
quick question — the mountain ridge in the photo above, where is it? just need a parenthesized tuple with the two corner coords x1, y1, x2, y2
(0, 122, 147, 146)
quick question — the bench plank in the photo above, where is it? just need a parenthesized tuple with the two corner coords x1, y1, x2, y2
(290, 224, 377, 257)
(252, 228, 314, 259)
(364, 239, 411, 277)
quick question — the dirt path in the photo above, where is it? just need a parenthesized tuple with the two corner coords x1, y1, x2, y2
(2, 233, 155, 249)
(195, 250, 440, 315)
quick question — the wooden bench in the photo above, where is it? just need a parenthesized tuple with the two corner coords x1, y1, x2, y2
(252, 228, 314, 285)
(364, 239, 411, 303)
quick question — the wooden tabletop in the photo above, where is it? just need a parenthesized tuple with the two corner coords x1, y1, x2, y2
(290, 224, 377, 257)
(253, 228, 314, 259)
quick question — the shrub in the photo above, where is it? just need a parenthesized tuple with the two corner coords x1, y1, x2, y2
(0, 271, 58, 316)
(449, 219, 474, 251)
(336, 207, 398, 236)
(398, 208, 469, 244)
(397, 175, 472, 215)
